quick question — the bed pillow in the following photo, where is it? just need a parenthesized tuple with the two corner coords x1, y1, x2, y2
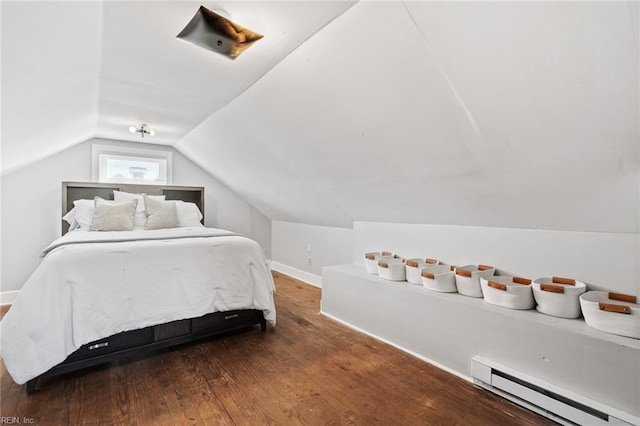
(175, 201, 204, 227)
(71, 199, 96, 231)
(113, 191, 166, 229)
(144, 196, 178, 230)
(90, 197, 138, 231)
(62, 208, 79, 231)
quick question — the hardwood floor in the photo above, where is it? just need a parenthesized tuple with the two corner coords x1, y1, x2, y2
(1, 273, 553, 425)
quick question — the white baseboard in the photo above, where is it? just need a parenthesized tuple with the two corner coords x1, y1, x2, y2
(270, 261, 322, 288)
(320, 309, 473, 384)
(1, 290, 19, 306)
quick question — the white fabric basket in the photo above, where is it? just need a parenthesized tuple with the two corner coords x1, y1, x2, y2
(364, 252, 394, 274)
(377, 258, 406, 281)
(405, 258, 439, 285)
(580, 291, 639, 339)
(480, 276, 535, 310)
(420, 264, 457, 293)
(454, 265, 495, 298)
(532, 277, 586, 318)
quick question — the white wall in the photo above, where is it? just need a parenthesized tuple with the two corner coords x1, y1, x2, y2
(272, 219, 638, 298)
(0, 138, 271, 296)
(271, 221, 353, 285)
(353, 222, 639, 297)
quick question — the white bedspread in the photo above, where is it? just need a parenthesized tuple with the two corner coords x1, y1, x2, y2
(0, 227, 276, 385)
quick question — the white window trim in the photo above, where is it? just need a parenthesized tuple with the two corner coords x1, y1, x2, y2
(91, 144, 173, 185)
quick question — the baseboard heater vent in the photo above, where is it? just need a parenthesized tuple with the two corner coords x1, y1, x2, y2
(471, 357, 636, 426)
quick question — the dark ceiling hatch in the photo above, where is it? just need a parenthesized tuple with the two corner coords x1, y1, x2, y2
(176, 5, 264, 60)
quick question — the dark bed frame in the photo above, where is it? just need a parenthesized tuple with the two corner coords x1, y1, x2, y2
(25, 182, 267, 394)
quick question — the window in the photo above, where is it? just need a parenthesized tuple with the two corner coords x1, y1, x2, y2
(92, 144, 173, 185)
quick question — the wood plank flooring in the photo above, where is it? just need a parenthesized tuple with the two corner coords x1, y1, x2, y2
(1, 273, 553, 425)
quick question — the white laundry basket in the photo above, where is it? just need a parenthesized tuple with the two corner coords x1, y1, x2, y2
(364, 252, 394, 274)
(377, 258, 406, 281)
(532, 277, 586, 318)
(454, 265, 495, 298)
(421, 265, 457, 293)
(580, 291, 639, 339)
(480, 276, 535, 310)
(405, 258, 438, 285)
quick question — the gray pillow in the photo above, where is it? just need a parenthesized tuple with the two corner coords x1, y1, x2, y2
(144, 196, 178, 230)
(90, 197, 138, 231)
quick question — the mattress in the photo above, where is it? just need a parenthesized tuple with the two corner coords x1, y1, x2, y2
(0, 227, 276, 384)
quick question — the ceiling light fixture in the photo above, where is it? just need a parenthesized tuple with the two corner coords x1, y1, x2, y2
(176, 5, 264, 60)
(129, 124, 155, 138)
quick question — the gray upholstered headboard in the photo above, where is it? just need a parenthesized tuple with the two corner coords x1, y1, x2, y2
(62, 182, 205, 234)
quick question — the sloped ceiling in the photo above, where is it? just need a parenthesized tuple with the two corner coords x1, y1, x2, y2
(1, 1, 357, 171)
(1, 1, 102, 172)
(177, 1, 640, 232)
(2, 1, 639, 233)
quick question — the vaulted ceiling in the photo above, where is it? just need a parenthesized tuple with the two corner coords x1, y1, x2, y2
(2, 1, 639, 233)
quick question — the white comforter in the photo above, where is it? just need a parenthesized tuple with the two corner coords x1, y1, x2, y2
(0, 227, 276, 384)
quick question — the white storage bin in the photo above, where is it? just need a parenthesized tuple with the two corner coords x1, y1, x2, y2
(532, 277, 586, 318)
(377, 258, 406, 281)
(580, 291, 639, 339)
(405, 258, 439, 285)
(364, 252, 394, 274)
(421, 265, 457, 293)
(480, 276, 535, 310)
(454, 265, 495, 298)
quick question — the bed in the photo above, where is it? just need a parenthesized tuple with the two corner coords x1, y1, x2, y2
(0, 182, 276, 394)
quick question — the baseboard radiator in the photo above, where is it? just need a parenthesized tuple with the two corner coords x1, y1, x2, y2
(471, 357, 637, 426)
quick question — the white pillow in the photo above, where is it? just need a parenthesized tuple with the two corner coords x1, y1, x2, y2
(113, 191, 166, 229)
(72, 199, 96, 231)
(90, 197, 138, 231)
(62, 208, 79, 231)
(175, 201, 204, 227)
(69, 195, 201, 230)
(144, 196, 178, 230)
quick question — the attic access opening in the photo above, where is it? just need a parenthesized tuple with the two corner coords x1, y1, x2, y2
(176, 5, 263, 59)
